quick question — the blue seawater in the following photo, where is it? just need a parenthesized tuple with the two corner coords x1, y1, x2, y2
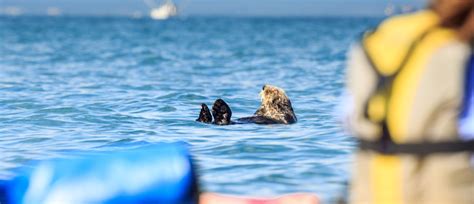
(0, 16, 381, 202)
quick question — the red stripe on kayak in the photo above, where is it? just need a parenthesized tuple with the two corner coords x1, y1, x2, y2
(248, 199, 277, 204)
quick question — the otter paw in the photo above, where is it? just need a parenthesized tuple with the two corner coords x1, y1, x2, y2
(211, 99, 232, 125)
(196, 103, 213, 123)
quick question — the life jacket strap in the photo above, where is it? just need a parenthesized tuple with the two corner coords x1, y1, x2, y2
(358, 139, 474, 155)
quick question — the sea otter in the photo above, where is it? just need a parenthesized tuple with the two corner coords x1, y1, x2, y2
(196, 85, 297, 125)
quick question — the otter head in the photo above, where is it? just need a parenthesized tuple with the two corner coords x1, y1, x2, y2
(255, 84, 297, 124)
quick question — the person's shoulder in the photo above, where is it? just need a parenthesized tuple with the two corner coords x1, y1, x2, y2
(375, 10, 439, 36)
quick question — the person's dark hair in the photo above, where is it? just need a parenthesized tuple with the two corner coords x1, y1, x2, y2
(429, 0, 473, 29)
(459, 7, 474, 41)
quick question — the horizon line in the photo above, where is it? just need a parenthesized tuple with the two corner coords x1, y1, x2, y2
(0, 13, 389, 18)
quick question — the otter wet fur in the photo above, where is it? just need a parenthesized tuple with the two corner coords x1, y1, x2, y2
(196, 85, 297, 125)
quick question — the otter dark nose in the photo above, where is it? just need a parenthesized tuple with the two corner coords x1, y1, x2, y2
(262, 85, 266, 90)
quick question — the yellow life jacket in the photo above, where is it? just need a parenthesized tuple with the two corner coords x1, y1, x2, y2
(358, 10, 474, 204)
(363, 10, 446, 138)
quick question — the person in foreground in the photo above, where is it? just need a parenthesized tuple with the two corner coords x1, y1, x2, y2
(343, 0, 474, 203)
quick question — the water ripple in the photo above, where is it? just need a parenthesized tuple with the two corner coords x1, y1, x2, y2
(0, 16, 381, 203)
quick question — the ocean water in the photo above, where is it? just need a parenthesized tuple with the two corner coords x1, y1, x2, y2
(0, 16, 381, 202)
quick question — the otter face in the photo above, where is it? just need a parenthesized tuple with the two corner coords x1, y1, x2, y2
(255, 85, 297, 124)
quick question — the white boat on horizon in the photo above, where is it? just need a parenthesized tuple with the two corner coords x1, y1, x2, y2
(144, 0, 178, 20)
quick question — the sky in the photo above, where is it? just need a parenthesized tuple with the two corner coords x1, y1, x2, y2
(0, 0, 427, 17)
